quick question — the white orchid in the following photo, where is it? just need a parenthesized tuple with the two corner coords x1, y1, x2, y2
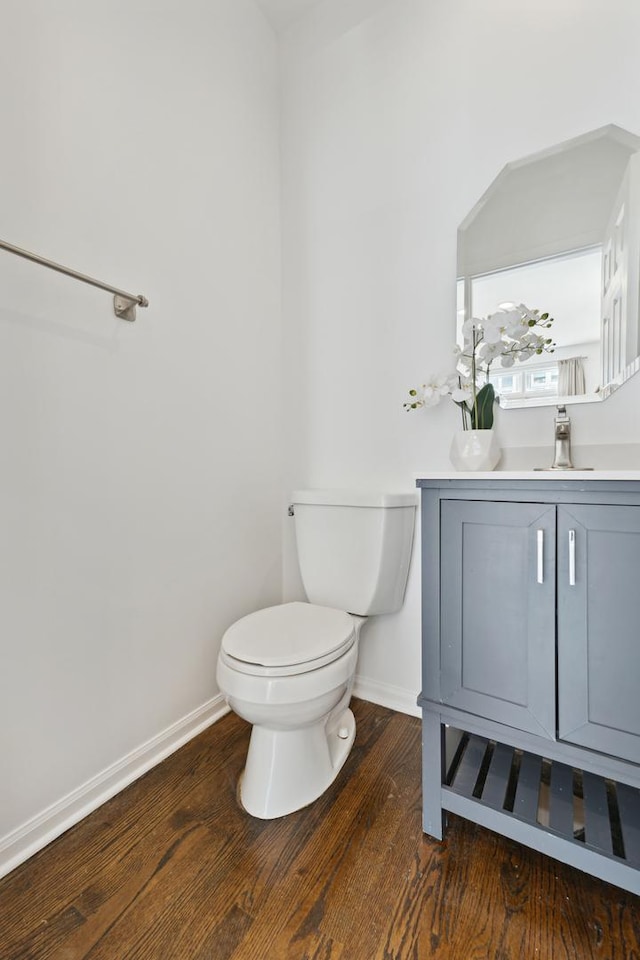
(478, 313, 506, 344)
(423, 374, 456, 405)
(404, 373, 458, 410)
(491, 305, 530, 339)
(477, 340, 504, 364)
(459, 307, 554, 373)
(404, 304, 555, 429)
(451, 381, 472, 404)
(460, 317, 477, 341)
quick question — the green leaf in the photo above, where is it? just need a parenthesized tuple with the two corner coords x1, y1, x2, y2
(470, 382, 495, 430)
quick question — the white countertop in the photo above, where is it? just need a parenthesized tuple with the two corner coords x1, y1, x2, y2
(416, 470, 640, 481)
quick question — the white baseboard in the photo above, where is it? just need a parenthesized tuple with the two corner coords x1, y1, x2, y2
(353, 674, 420, 718)
(0, 694, 229, 881)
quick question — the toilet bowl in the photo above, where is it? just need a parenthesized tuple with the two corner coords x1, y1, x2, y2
(216, 489, 417, 819)
(217, 601, 365, 818)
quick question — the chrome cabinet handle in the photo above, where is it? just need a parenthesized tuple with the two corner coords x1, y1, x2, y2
(537, 529, 544, 584)
(569, 529, 576, 586)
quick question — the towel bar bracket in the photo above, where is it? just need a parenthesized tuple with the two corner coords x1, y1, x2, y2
(114, 295, 147, 322)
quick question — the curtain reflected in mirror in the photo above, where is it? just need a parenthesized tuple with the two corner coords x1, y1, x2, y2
(558, 357, 586, 396)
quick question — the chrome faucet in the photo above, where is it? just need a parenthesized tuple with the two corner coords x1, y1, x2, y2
(552, 405, 573, 469)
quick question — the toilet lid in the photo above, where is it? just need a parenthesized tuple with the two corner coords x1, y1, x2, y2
(221, 601, 355, 668)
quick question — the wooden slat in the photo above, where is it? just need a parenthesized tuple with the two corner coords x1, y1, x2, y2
(480, 742, 514, 810)
(583, 771, 613, 855)
(449, 735, 488, 797)
(513, 753, 542, 823)
(548, 761, 575, 838)
(616, 782, 640, 866)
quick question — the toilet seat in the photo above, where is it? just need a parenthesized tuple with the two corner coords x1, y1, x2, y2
(220, 601, 356, 678)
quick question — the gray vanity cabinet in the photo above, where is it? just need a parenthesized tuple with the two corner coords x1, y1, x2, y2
(418, 478, 640, 895)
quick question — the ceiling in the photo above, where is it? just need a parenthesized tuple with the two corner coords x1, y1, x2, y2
(255, 0, 325, 32)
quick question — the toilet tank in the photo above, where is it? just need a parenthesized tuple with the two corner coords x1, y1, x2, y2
(291, 489, 417, 616)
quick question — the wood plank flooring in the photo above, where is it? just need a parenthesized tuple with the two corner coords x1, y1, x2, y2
(1, 699, 639, 959)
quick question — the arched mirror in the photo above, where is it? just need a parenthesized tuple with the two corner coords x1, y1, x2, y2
(457, 125, 640, 408)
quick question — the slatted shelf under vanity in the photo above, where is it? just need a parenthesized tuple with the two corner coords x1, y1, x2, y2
(443, 732, 640, 894)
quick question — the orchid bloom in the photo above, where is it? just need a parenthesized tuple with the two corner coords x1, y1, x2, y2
(404, 304, 555, 428)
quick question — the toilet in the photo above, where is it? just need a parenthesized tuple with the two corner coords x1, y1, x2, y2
(216, 489, 417, 819)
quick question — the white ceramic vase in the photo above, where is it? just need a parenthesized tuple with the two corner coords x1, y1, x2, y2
(449, 429, 501, 472)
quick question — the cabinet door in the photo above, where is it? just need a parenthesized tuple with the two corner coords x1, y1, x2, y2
(440, 499, 556, 738)
(558, 504, 640, 764)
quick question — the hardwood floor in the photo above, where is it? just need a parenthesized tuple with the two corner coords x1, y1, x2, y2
(1, 699, 639, 959)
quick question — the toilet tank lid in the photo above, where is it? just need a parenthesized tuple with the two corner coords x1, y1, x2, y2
(291, 489, 418, 508)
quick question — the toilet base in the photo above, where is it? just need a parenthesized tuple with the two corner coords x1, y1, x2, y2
(239, 707, 356, 819)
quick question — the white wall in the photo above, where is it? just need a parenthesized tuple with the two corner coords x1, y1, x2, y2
(0, 0, 282, 875)
(280, 0, 640, 713)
